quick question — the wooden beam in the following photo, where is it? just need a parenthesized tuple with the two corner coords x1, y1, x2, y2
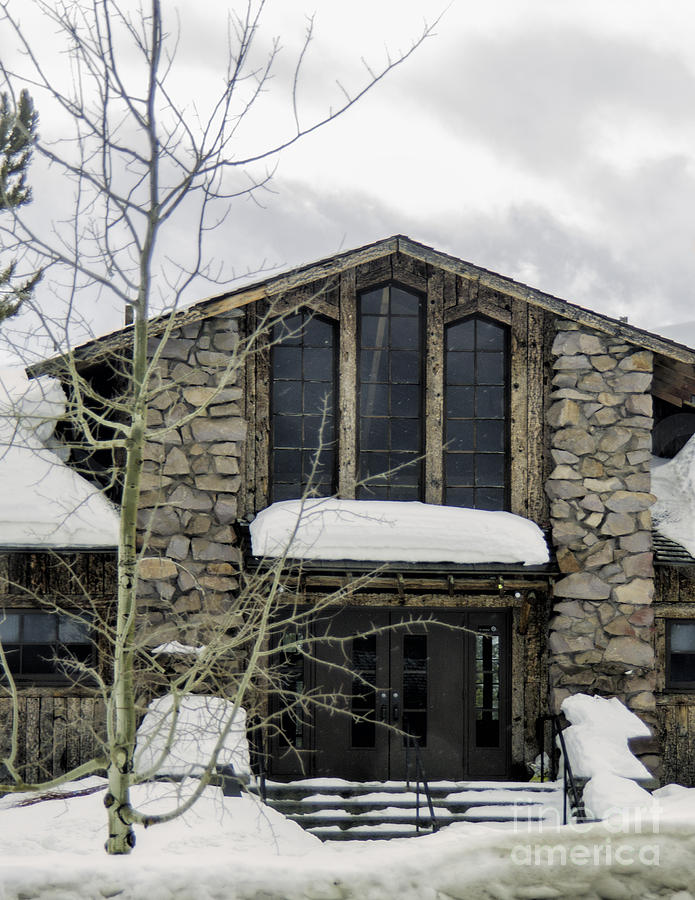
(338, 269, 357, 498)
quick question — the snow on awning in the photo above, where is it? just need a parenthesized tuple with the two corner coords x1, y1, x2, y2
(250, 499, 549, 566)
(651, 435, 695, 559)
(0, 369, 119, 549)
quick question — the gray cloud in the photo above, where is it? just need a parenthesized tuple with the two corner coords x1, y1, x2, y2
(411, 26, 695, 175)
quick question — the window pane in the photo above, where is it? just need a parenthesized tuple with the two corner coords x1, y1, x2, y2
(361, 287, 389, 315)
(361, 452, 390, 479)
(273, 381, 302, 415)
(274, 416, 302, 448)
(447, 352, 474, 385)
(446, 386, 474, 418)
(391, 350, 420, 384)
(446, 420, 475, 452)
(671, 623, 695, 653)
(671, 654, 695, 683)
(389, 485, 420, 500)
(361, 315, 389, 348)
(361, 383, 389, 417)
(2, 645, 20, 674)
(0, 613, 20, 642)
(303, 381, 332, 411)
(303, 348, 333, 381)
(391, 287, 421, 316)
(24, 614, 57, 642)
(391, 419, 420, 452)
(477, 420, 505, 452)
(274, 314, 302, 344)
(360, 349, 388, 383)
(273, 346, 301, 376)
(475, 487, 505, 510)
(476, 352, 505, 385)
(477, 319, 505, 350)
(447, 319, 475, 351)
(391, 317, 419, 349)
(446, 486, 474, 507)
(390, 453, 420, 485)
(361, 417, 389, 450)
(58, 617, 91, 643)
(273, 449, 302, 481)
(391, 385, 419, 417)
(304, 317, 334, 348)
(22, 644, 56, 674)
(477, 454, 506, 486)
(445, 453, 474, 483)
(476, 386, 505, 418)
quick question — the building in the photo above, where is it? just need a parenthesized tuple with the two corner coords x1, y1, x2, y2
(0, 370, 117, 782)
(14, 236, 695, 786)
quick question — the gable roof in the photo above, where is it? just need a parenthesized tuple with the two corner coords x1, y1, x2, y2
(34, 235, 695, 369)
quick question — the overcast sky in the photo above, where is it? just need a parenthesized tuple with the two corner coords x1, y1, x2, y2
(2, 0, 695, 363)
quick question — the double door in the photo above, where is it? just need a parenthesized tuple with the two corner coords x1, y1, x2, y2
(271, 606, 510, 781)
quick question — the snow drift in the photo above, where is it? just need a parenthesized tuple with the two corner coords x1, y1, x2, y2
(652, 433, 695, 557)
(250, 498, 550, 565)
(135, 693, 251, 779)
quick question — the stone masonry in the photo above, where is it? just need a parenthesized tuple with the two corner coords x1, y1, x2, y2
(546, 321, 659, 762)
(135, 310, 245, 647)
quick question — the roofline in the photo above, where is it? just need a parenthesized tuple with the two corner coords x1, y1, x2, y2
(31, 235, 695, 370)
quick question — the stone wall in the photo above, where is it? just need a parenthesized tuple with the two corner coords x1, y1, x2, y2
(546, 321, 659, 768)
(136, 310, 245, 646)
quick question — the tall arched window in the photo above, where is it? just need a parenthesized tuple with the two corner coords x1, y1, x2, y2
(444, 316, 508, 510)
(357, 284, 423, 500)
(270, 310, 336, 501)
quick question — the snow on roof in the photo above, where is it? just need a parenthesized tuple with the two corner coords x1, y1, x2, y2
(0, 369, 119, 548)
(249, 499, 550, 566)
(560, 694, 652, 782)
(651, 436, 695, 558)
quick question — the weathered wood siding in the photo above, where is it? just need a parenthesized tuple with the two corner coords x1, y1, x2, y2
(654, 565, 695, 786)
(0, 550, 116, 783)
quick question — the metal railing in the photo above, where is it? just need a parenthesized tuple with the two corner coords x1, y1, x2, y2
(405, 735, 439, 833)
(538, 713, 586, 824)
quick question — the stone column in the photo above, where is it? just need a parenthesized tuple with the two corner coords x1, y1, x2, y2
(546, 321, 658, 762)
(136, 310, 245, 646)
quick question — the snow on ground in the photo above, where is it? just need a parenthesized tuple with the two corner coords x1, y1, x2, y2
(250, 498, 550, 565)
(0, 368, 119, 547)
(135, 694, 251, 778)
(651, 437, 695, 557)
(0, 778, 694, 900)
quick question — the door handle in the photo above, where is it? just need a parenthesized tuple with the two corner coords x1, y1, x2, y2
(379, 692, 388, 723)
(392, 691, 400, 723)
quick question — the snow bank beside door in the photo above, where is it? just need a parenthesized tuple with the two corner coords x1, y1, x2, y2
(135, 693, 251, 779)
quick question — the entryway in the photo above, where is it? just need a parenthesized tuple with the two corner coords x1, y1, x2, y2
(270, 606, 511, 781)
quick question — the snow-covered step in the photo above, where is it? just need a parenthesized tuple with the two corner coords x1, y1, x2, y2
(259, 779, 565, 841)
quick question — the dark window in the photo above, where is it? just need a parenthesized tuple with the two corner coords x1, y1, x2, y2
(0, 609, 93, 682)
(351, 635, 377, 747)
(474, 630, 500, 747)
(652, 397, 695, 459)
(444, 317, 508, 510)
(667, 620, 695, 690)
(357, 285, 423, 500)
(271, 311, 336, 500)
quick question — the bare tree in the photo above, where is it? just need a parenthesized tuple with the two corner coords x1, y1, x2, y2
(0, 0, 435, 855)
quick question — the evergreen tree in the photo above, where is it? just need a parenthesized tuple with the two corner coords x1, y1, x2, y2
(0, 89, 40, 322)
